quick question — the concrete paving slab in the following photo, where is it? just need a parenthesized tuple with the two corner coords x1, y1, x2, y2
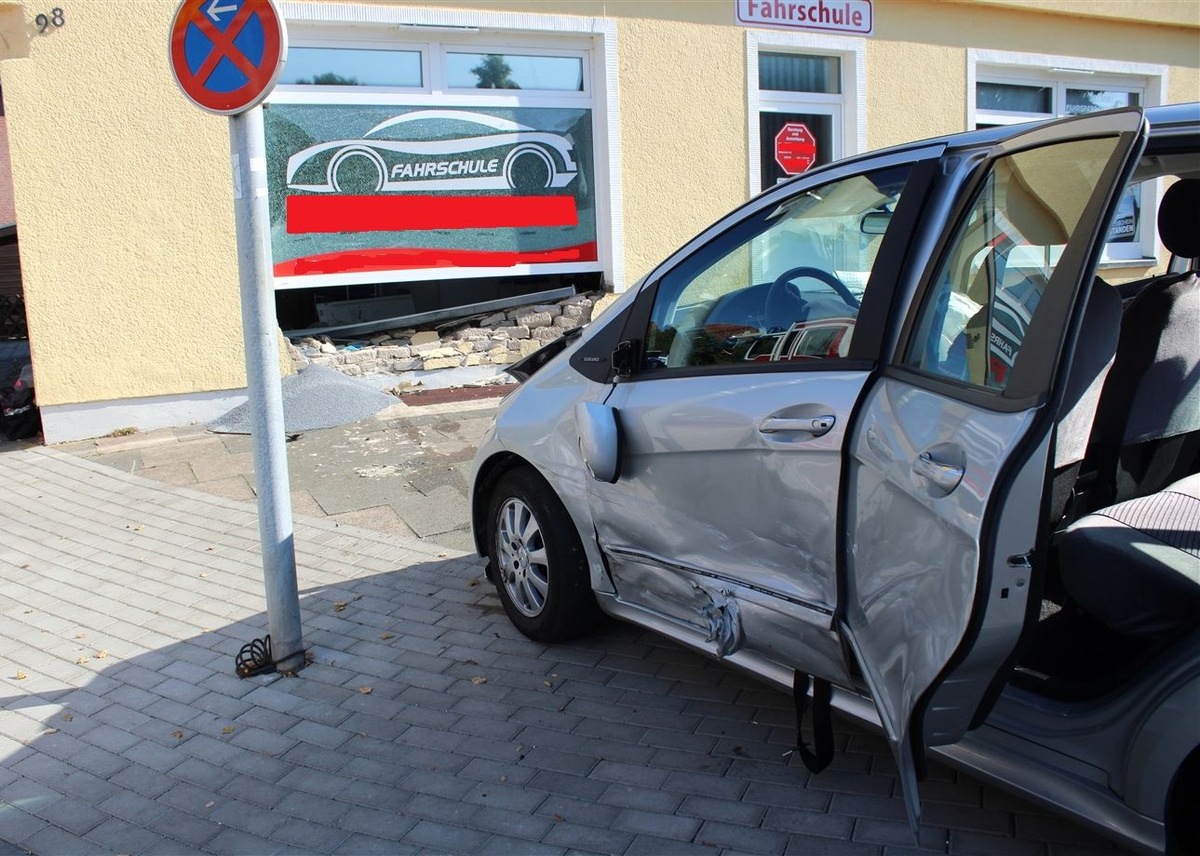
(326, 506, 418, 540)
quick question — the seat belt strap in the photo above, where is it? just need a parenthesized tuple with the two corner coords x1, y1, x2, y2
(793, 670, 835, 773)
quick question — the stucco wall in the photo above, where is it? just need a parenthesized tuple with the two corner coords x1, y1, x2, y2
(3, 1, 242, 408)
(616, 18, 749, 285)
(0, 0, 1196, 425)
(0, 118, 14, 226)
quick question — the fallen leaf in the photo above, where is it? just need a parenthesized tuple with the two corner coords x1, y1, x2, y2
(206, 546, 215, 552)
(553, 812, 565, 822)
(437, 552, 448, 558)
(22, 609, 32, 615)
(62, 712, 73, 722)
(358, 686, 373, 695)
(334, 601, 347, 612)
(74, 633, 86, 639)
(379, 632, 394, 640)
(172, 730, 184, 739)
(470, 676, 487, 685)
(199, 572, 209, 578)
(94, 650, 109, 659)
(221, 726, 234, 734)
(467, 579, 480, 588)
(19, 563, 30, 569)
(543, 680, 553, 688)
(76, 657, 90, 665)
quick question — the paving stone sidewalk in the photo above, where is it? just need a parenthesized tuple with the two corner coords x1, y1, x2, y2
(51, 397, 502, 555)
(0, 446, 1124, 854)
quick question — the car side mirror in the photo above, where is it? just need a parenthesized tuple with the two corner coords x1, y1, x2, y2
(575, 401, 622, 484)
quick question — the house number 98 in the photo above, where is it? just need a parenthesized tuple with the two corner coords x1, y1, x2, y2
(36, 8, 65, 32)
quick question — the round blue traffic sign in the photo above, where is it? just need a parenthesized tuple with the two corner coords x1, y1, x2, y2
(169, 0, 287, 115)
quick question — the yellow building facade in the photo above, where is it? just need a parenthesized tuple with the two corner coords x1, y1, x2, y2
(0, 0, 1196, 442)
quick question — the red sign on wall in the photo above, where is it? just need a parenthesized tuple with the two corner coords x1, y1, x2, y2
(775, 122, 818, 175)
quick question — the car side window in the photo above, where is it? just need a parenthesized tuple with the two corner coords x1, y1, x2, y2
(905, 138, 1117, 391)
(642, 165, 913, 371)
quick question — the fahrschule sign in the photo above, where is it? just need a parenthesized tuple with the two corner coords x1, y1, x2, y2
(736, 0, 873, 35)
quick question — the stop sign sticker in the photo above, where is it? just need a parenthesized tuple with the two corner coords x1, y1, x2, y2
(775, 123, 818, 175)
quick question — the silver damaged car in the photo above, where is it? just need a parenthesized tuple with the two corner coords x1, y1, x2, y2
(469, 104, 1200, 853)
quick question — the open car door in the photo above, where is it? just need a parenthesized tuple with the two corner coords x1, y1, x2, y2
(839, 109, 1148, 836)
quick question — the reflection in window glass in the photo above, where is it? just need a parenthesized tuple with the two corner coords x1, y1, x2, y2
(643, 165, 912, 371)
(446, 53, 584, 91)
(976, 81, 1052, 114)
(281, 47, 422, 87)
(1106, 183, 1142, 243)
(1065, 88, 1139, 115)
(906, 137, 1118, 390)
(759, 53, 840, 94)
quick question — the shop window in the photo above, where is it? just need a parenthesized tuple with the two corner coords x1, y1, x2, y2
(280, 47, 422, 87)
(446, 53, 584, 91)
(746, 31, 864, 198)
(759, 53, 840, 95)
(266, 30, 601, 298)
(971, 54, 1163, 263)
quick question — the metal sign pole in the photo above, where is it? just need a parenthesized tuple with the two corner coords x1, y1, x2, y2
(229, 105, 304, 674)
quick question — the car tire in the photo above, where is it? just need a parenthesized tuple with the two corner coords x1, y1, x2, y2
(486, 466, 600, 642)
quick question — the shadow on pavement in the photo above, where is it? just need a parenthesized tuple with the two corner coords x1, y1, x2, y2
(0, 448, 1118, 855)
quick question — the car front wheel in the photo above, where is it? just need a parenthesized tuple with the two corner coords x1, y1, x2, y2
(487, 466, 599, 642)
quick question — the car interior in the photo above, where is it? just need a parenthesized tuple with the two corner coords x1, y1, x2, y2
(1013, 159, 1200, 699)
(643, 167, 909, 371)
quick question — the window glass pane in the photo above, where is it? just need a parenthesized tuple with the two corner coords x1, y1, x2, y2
(447, 53, 584, 91)
(1106, 183, 1142, 244)
(1065, 88, 1139, 115)
(759, 53, 840, 94)
(976, 81, 1052, 114)
(643, 165, 912, 371)
(760, 112, 834, 189)
(905, 137, 1119, 390)
(281, 47, 422, 87)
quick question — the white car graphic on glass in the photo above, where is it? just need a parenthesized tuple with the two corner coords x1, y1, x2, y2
(285, 109, 579, 195)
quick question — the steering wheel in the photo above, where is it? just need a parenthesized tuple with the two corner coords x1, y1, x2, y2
(764, 266, 860, 331)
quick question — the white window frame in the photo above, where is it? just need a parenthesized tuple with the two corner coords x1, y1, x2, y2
(969, 49, 1168, 265)
(270, 2, 626, 291)
(746, 29, 866, 197)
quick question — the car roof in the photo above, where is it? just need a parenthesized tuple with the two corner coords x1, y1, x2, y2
(787, 102, 1200, 186)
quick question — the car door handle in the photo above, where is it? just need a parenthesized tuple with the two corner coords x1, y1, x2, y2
(759, 415, 836, 437)
(912, 450, 965, 493)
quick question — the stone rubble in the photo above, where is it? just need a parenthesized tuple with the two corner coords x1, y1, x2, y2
(289, 291, 613, 378)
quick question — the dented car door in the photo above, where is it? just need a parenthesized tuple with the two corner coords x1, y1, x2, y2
(583, 151, 939, 684)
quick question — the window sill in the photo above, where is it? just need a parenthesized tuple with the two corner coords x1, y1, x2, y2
(1097, 257, 1158, 270)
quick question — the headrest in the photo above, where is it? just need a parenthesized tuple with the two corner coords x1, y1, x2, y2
(1158, 179, 1200, 261)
